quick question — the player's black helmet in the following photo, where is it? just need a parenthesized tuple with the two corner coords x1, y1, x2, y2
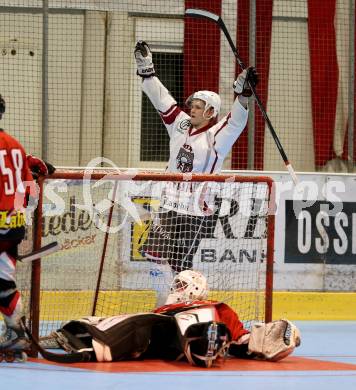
(0, 95, 5, 119)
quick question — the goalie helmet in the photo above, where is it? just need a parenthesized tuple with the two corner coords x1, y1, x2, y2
(165, 270, 208, 305)
(183, 321, 231, 368)
(0, 94, 5, 119)
(185, 90, 221, 118)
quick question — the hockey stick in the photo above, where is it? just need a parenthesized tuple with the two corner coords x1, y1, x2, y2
(17, 241, 59, 263)
(185, 8, 299, 186)
(22, 320, 92, 363)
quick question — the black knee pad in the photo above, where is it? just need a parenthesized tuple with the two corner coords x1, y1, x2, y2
(0, 288, 17, 308)
(0, 278, 16, 293)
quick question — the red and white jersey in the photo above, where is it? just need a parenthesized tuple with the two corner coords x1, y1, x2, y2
(142, 77, 248, 174)
(154, 300, 249, 342)
(0, 129, 33, 212)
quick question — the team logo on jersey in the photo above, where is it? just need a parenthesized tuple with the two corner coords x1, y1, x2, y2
(177, 119, 191, 134)
(176, 144, 194, 173)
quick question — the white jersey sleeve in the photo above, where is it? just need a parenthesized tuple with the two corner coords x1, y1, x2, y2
(213, 98, 248, 159)
(142, 76, 189, 138)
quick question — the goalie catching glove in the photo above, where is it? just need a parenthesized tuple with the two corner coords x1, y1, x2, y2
(247, 319, 301, 361)
(233, 66, 259, 97)
(134, 41, 155, 78)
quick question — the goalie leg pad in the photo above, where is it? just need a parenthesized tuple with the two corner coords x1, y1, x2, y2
(53, 327, 93, 354)
(248, 319, 301, 361)
(92, 339, 113, 362)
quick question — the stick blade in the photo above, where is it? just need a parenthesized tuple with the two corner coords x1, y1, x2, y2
(18, 241, 60, 263)
(185, 8, 221, 23)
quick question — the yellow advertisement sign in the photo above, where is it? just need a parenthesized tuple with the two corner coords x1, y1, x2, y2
(130, 197, 160, 261)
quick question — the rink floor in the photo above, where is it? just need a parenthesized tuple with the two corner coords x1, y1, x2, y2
(1, 321, 356, 390)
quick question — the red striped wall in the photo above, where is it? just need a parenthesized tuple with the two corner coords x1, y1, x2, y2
(232, 0, 273, 170)
(184, 1, 222, 100)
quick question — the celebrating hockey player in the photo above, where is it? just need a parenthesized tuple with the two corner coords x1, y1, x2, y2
(0, 94, 55, 362)
(134, 41, 259, 296)
(42, 270, 301, 367)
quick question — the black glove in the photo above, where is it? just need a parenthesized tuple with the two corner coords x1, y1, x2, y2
(44, 160, 56, 175)
(233, 67, 259, 97)
(134, 41, 155, 78)
(27, 154, 56, 179)
(0, 94, 5, 119)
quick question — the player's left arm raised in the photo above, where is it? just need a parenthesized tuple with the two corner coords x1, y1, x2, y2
(213, 67, 259, 157)
(233, 66, 259, 107)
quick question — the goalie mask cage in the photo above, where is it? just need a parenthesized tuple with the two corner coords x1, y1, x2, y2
(16, 170, 274, 351)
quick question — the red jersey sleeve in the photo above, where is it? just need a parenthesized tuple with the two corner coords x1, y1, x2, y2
(154, 300, 249, 342)
(215, 302, 249, 341)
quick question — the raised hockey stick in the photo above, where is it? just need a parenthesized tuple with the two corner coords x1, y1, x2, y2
(17, 241, 59, 263)
(185, 8, 299, 186)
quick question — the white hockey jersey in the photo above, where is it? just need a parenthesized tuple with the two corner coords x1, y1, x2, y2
(142, 76, 249, 174)
(142, 77, 249, 216)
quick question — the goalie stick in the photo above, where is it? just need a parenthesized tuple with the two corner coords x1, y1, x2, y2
(17, 241, 59, 263)
(185, 8, 299, 186)
(22, 319, 92, 363)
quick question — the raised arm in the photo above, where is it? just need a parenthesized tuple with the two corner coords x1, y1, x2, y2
(134, 41, 186, 136)
(213, 67, 259, 158)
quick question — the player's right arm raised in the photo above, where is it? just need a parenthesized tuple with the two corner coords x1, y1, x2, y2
(134, 41, 188, 137)
(134, 40, 156, 78)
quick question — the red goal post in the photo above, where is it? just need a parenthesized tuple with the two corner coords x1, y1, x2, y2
(17, 169, 275, 345)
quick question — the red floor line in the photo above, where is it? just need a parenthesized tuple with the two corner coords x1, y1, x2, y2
(28, 356, 356, 373)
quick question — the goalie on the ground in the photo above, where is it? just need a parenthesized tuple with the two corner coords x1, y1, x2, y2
(155, 270, 301, 363)
(41, 270, 301, 367)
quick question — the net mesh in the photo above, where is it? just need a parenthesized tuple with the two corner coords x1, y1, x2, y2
(16, 170, 273, 336)
(0, 0, 354, 173)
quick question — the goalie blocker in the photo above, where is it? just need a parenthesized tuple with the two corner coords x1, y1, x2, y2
(36, 304, 301, 366)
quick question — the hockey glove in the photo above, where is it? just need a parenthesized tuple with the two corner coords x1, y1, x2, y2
(0, 94, 5, 119)
(233, 67, 259, 97)
(27, 154, 56, 179)
(134, 41, 155, 78)
(247, 319, 301, 361)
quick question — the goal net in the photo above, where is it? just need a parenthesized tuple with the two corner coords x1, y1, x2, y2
(16, 170, 274, 341)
